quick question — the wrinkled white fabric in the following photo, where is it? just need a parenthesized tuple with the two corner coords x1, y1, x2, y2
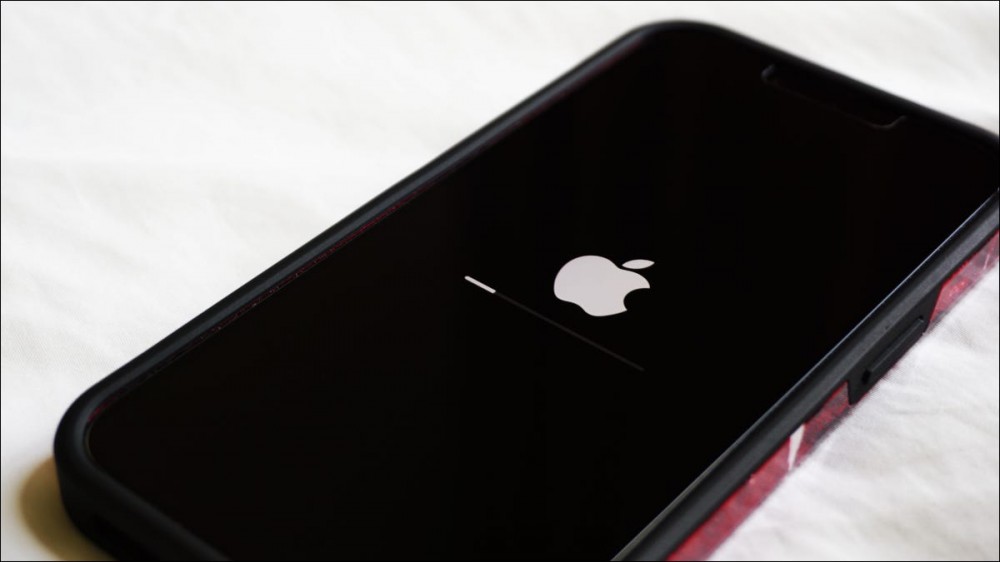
(2, 3, 997, 560)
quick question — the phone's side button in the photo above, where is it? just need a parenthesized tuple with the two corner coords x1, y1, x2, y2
(853, 316, 927, 402)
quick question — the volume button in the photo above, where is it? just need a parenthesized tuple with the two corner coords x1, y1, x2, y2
(864, 316, 927, 386)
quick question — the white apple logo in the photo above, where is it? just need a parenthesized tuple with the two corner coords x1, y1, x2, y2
(553, 255, 653, 317)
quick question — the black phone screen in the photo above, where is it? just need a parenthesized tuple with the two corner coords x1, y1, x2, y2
(87, 27, 998, 559)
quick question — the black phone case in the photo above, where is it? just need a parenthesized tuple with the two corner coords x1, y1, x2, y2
(55, 22, 1000, 560)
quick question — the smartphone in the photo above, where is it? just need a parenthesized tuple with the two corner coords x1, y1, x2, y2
(55, 22, 999, 560)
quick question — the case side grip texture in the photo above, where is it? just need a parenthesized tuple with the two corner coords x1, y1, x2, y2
(930, 230, 1000, 326)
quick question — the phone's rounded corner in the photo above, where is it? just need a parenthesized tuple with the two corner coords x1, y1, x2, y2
(54, 385, 95, 462)
(54, 371, 122, 490)
(51, 389, 107, 553)
(53, 383, 226, 560)
(53, 380, 123, 547)
(622, 20, 747, 44)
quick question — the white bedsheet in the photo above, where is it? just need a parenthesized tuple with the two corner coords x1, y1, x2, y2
(2, 3, 997, 560)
